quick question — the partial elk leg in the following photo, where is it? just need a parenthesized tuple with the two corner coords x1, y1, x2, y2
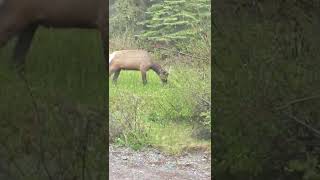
(13, 24, 38, 73)
(0, 12, 29, 51)
(109, 67, 117, 77)
(14, 25, 39, 115)
(112, 69, 121, 84)
(0, 22, 18, 49)
(100, 30, 108, 72)
(5, 23, 40, 155)
(0, 31, 14, 49)
(141, 70, 147, 85)
(98, 10, 108, 73)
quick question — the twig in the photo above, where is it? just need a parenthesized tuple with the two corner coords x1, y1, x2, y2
(283, 112, 320, 137)
(275, 94, 320, 110)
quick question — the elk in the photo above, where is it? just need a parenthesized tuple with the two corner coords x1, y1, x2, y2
(109, 50, 169, 85)
(0, 0, 108, 72)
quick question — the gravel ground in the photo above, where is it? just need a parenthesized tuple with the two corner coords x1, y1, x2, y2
(109, 145, 211, 180)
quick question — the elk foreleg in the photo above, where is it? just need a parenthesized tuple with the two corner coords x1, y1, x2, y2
(0, 20, 17, 49)
(141, 70, 147, 85)
(112, 69, 121, 84)
(13, 25, 40, 156)
(13, 24, 38, 73)
(0, 30, 13, 49)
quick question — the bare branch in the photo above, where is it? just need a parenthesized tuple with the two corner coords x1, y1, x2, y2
(283, 112, 320, 137)
(275, 94, 320, 110)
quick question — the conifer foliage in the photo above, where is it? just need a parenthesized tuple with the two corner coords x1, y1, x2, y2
(109, 0, 145, 35)
(137, 0, 211, 44)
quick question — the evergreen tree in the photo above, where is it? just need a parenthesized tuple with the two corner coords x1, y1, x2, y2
(137, 0, 211, 44)
(109, 0, 146, 35)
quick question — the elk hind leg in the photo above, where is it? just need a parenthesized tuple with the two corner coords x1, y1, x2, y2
(109, 67, 117, 77)
(13, 25, 39, 154)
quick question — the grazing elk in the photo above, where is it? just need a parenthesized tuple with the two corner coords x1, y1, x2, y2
(109, 50, 169, 85)
(0, 0, 108, 73)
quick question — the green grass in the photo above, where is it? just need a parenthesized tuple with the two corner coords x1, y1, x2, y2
(145, 121, 211, 154)
(109, 65, 211, 155)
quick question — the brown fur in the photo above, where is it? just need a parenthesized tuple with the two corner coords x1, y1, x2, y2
(0, 0, 108, 72)
(109, 50, 169, 85)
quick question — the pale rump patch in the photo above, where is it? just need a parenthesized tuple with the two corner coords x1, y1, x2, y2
(109, 52, 116, 64)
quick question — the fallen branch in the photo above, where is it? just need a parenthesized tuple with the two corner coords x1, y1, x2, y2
(283, 112, 320, 137)
(275, 94, 320, 110)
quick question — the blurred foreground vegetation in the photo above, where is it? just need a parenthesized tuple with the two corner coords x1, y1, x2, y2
(215, 0, 320, 179)
(0, 28, 107, 179)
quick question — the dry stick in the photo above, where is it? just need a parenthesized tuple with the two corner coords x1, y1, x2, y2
(18, 72, 53, 180)
(276, 94, 320, 110)
(283, 112, 320, 137)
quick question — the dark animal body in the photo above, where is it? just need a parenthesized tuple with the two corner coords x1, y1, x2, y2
(0, 0, 108, 71)
(109, 50, 169, 85)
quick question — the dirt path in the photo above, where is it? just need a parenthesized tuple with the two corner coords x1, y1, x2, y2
(109, 145, 211, 180)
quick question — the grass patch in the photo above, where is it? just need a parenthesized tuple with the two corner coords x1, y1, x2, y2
(146, 121, 211, 155)
(109, 64, 211, 155)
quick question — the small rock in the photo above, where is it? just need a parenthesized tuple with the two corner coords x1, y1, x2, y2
(166, 163, 176, 170)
